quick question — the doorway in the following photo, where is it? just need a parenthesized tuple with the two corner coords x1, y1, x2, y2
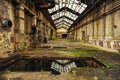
(62, 34, 67, 39)
(50, 29, 53, 40)
(82, 31, 85, 41)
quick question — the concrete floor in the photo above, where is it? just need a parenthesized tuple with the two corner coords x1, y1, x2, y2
(0, 39, 120, 80)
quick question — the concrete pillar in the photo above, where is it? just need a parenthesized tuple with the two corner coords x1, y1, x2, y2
(14, 4, 25, 51)
(17, 5, 25, 33)
(48, 27, 51, 40)
(32, 16, 37, 26)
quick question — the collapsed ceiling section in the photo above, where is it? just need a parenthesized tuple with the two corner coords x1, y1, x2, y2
(48, 0, 88, 29)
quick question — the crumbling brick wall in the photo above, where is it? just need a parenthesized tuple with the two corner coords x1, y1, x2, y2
(0, 0, 15, 55)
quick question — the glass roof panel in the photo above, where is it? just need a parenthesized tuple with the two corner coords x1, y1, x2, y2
(56, 24, 69, 29)
(73, 3, 77, 10)
(66, 3, 69, 7)
(74, 0, 79, 3)
(49, 0, 87, 14)
(48, 0, 88, 28)
(54, 18, 73, 24)
(51, 10, 78, 20)
(56, 21, 71, 26)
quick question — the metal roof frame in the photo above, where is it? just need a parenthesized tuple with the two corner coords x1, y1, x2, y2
(48, 0, 88, 29)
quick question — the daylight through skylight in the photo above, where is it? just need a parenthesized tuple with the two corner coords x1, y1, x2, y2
(48, 0, 87, 29)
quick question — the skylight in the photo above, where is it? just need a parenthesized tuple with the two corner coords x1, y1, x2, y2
(56, 21, 71, 27)
(54, 18, 73, 24)
(48, 0, 88, 28)
(51, 10, 78, 20)
(56, 23, 70, 28)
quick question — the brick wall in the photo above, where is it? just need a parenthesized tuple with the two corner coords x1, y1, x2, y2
(0, 0, 15, 55)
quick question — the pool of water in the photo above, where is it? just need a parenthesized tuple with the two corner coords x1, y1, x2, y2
(0, 57, 106, 75)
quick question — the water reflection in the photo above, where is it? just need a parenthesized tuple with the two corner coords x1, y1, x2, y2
(51, 60, 76, 72)
(1, 57, 106, 75)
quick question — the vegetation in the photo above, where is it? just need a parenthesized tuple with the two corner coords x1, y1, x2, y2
(20, 42, 26, 50)
(51, 37, 57, 41)
(57, 48, 119, 68)
(57, 49, 89, 57)
(68, 39, 77, 42)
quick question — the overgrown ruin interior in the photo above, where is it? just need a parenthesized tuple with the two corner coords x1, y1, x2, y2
(0, 0, 120, 80)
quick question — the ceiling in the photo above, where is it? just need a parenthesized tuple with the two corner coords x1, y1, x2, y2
(48, 0, 89, 29)
(13, 0, 102, 30)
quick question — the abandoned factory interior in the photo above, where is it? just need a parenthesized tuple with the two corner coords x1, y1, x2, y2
(0, 0, 120, 80)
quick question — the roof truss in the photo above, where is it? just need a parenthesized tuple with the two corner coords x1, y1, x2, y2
(55, 20, 72, 25)
(48, 0, 88, 29)
(54, 16, 74, 22)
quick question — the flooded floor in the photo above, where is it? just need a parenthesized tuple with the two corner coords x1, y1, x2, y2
(0, 39, 120, 80)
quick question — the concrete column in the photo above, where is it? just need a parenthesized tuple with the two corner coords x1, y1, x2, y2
(92, 11, 95, 39)
(39, 22, 44, 42)
(14, 4, 25, 51)
(32, 16, 37, 26)
(48, 27, 51, 40)
(17, 5, 25, 33)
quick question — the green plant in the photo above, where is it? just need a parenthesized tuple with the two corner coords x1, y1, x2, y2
(51, 37, 57, 41)
(68, 39, 76, 42)
(20, 42, 25, 50)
